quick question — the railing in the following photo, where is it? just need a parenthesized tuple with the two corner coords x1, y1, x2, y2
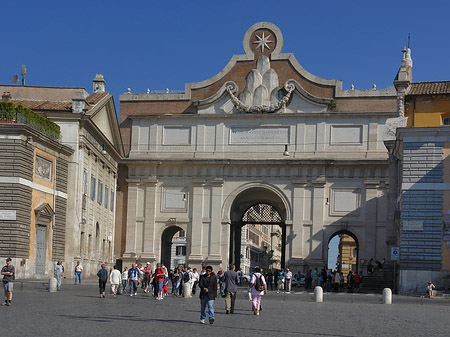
(0, 103, 61, 140)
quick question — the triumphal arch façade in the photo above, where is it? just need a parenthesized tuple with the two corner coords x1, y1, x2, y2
(116, 22, 399, 272)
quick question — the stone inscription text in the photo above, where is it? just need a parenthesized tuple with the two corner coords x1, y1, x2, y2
(230, 127, 289, 144)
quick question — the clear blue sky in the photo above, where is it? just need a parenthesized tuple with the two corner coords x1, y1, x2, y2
(3, 1, 449, 113)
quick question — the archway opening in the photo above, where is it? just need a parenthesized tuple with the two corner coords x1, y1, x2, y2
(229, 187, 287, 274)
(327, 231, 358, 277)
(161, 226, 184, 270)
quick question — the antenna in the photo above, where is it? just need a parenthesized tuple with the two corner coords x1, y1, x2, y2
(407, 33, 410, 49)
(10, 75, 18, 84)
(21, 64, 27, 86)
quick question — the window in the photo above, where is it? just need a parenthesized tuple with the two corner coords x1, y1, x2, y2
(443, 117, 450, 125)
(82, 170, 88, 195)
(110, 191, 114, 211)
(97, 181, 103, 205)
(104, 186, 109, 209)
(176, 246, 187, 256)
(90, 176, 96, 201)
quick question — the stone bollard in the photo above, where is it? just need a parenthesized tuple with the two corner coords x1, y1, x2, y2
(314, 286, 323, 302)
(49, 277, 57, 293)
(183, 282, 192, 298)
(382, 288, 392, 304)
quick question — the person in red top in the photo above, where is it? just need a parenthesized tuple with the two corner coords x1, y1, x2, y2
(155, 263, 165, 300)
(354, 272, 361, 292)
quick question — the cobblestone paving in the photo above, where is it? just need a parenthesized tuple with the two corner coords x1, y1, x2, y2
(1, 280, 449, 337)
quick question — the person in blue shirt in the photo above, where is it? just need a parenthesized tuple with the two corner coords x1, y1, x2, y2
(128, 264, 140, 296)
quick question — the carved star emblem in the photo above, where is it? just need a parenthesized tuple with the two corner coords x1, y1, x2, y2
(253, 32, 273, 52)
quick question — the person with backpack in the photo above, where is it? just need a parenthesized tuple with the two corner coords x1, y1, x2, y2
(249, 266, 267, 315)
(97, 264, 108, 298)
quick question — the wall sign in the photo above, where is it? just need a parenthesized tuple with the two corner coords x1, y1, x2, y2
(0, 210, 16, 220)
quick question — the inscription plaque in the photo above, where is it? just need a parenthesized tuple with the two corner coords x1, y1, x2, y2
(230, 127, 289, 144)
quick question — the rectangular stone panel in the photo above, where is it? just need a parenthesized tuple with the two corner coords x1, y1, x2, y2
(161, 187, 187, 212)
(330, 188, 360, 216)
(330, 125, 362, 145)
(230, 127, 289, 144)
(163, 127, 191, 145)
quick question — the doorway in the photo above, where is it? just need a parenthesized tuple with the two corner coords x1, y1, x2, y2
(161, 226, 184, 270)
(35, 225, 46, 274)
(327, 231, 358, 275)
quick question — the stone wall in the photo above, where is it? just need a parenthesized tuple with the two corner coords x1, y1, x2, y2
(400, 141, 443, 271)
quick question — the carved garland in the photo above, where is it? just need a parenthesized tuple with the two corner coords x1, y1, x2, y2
(226, 81, 295, 113)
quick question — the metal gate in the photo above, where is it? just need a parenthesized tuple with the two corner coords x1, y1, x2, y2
(230, 203, 285, 270)
(35, 225, 46, 274)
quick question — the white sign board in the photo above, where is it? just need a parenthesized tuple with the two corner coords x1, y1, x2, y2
(0, 210, 16, 221)
(391, 247, 399, 261)
(401, 220, 423, 231)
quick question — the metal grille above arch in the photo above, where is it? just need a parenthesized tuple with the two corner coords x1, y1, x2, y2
(242, 203, 282, 224)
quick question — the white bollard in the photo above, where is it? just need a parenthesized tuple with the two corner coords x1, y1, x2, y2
(382, 288, 392, 304)
(49, 277, 57, 292)
(183, 282, 192, 298)
(314, 286, 323, 302)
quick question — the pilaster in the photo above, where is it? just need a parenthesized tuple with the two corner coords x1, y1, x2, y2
(207, 179, 224, 263)
(364, 179, 380, 260)
(142, 176, 157, 261)
(290, 180, 307, 260)
(310, 177, 325, 265)
(188, 179, 205, 263)
(123, 178, 139, 258)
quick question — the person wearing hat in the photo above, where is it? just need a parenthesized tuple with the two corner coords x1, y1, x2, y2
(1, 258, 15, 306)
(143, 262, 152, 293)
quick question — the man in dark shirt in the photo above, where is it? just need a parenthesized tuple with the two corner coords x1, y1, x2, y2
(199, 265, 217, 324)
(1, 258, 15, 306)
(223, 264, 239, 314)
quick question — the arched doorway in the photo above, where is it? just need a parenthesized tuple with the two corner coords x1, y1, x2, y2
(327, 230, 359, 275)
(161, 226, 184, 270)
(229, 187, 287, 273)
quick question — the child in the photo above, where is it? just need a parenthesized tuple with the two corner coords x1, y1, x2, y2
(163, 276, 169, 297)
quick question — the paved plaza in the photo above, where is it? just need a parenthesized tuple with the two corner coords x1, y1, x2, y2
(0, 280, 449, 337)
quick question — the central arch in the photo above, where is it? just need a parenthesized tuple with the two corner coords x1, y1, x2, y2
(161, 225, 183, 269)
(229, 186, 288, 272)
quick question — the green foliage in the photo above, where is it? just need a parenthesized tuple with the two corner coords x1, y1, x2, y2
(0, 101, 60, 139)
(327, 100, 337, 111)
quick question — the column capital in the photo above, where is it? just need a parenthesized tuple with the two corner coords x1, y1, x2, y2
(126, 178, 140, 185)
(192, 179, 206, 186)
(312, 176, 326, 186)
(292, 179, 308, 186)
(142, 176, 158, 184)
(364, 179, 380, 188)
(210, 178, 224, 186)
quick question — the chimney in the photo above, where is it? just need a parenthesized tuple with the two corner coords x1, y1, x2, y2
(72, 91, 87, 114)
(92, 74, 106, 93)
(2, 92, 11, 102)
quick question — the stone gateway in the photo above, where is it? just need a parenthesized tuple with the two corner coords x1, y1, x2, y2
(116, 22, 400, 273)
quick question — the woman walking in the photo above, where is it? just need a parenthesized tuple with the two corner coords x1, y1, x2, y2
(97, 264, 108, 298)
(249, 266, 267, 315)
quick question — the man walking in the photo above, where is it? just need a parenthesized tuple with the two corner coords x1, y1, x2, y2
(223, 264, 239, 314)
(249, 266, 267, 315)
(110, 265, 121, 297)
(143, 262, 152, 293)
(199, 265, 217, 324)
(54, 261, 64, 291)
(1, 258, 15, 306)
(128, 263, 140, 296)
(97, 264, 108, 298)
(74, 261, 83, 285)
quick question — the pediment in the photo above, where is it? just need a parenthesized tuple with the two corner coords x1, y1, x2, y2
(88, 95, 124, 157)
(35, 203, 54, 217)
(191, 22, 338, 114)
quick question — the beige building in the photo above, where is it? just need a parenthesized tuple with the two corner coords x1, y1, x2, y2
(116, 22, 403, 273)
(1, 75, 123, 277)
